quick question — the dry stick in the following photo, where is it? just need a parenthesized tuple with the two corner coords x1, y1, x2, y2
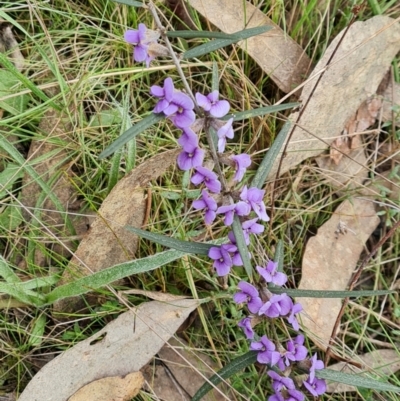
(268, 7, 361, 225)
(324, 218, 400, 365)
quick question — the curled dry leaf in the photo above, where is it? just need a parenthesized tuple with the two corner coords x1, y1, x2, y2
(298, 198, 380, 350)
(68, 372, 144, 401)
(187, 0, 311, 93)
(142, 337, 233, 401)
(326, 349, 400, 393)
(0, 20, 24, 71)
(267, 16, 400, 180)
(18, 299, 200, 401)
(53, 148, 180, 315)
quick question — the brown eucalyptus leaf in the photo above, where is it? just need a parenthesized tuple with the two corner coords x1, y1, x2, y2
(187, 0, 311, 93)
(326, 349, 400, 393)
(68, 372, 144, 401)
(267, 16, 400, 180)
(298, 198, 380, 350)
(53, 149, 180, 315)
(143, 337, 232, 401)
(18, 299, 200, 401)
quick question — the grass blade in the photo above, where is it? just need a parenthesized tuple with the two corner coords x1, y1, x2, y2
(112, 0, 144, 6)
(99, 113, 165, 159)
(167, 30, 260, 40)
(0, 255, 20, 283)
(125, 226, 214, 255)
(183, 26, 272, 59)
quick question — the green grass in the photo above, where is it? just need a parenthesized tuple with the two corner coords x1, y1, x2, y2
(0, 0, 400, 399)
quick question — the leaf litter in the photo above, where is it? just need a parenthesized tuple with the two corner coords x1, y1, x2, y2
(18, 299, 200, 401)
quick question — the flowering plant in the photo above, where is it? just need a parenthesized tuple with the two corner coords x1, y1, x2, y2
(98, 2, 400, 400)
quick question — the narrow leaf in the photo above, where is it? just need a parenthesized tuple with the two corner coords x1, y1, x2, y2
(191, 351, 258, 401)
(125, 226, 214, 255)
(225, 103, 299, 122)
(0, 282, 46, 306)
(0, 255, 20, 283)
(0, 52, 57, 109)
(270, 288, 396, 298)
(232, 215, 252, 279)
(99, 113, 165, 159)
(112, 0, 143, 6)
(252, 120, 292, 189)
(167, 30, 258, 40)
(46, 248, 187, 305)
(316, 369, 400, 393)
(183, 26, 272, 59)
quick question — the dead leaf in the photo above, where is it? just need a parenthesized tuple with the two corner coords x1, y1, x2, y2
(142, 337, 233, 401)
(298, 198, 380, 350)
(0, 21, 24, 71)
(18, 299, 200, 401)
(53, 148, 180, 315)
(187, 0, 311, 93)
(267, 16, 400, 180)
(326, 349, 400, 393)
(67, 372, 143, 401)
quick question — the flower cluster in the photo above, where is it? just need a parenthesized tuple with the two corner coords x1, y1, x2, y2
(124, 22, 327, 401)
(234, 264, 327, 400)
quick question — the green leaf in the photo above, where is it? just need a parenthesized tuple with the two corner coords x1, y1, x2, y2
(112, 0, 143, 6)
(125, 226, 214, 255)
(99, 113, 165, 159)
(0, 52, 57, 110)
(27, 314, 46, 347)
(45, 248, 187, 305)
(0, 202, 23, 231)
(270, 288, 396, 298)
(0, 163, 24, 198)
(252, 120, 292, 189)
(232, 215, 252, 279)
(183, 26, 272, 59)
(0, 255, 20, 283)
(225, 103, 299, 122)
(0, 281, 46, 306)
(0, 70, 30, 115)
(167, 30, 261, 40)
(316, 369, 400, 393)
(192, 351, 258, 401)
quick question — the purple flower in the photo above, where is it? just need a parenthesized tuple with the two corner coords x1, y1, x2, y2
(217, 118, 234, 153)
(192, 190, 217, 225)
(242, 218, 264, 240)
(150, 77, 175, 113)
(231, 154, 251, 182)
(178, 128, 198, 150)
(277, 334, 308, 371)
(256, 260, 287, 287)
(240, 186, 270, 222)
(216, 201, 250, 226)
(308, 353, 324, 382)
(233, 281, 262, 314)
(208, 246, 232, 276)
(303, 376, 327, 396)
(238, 317, 254, 339)
(250, 335, 281, 366)
(195, 90, 230, 118)
(191, 166, 221, 193)
(124, 24, 158, 67)
(269, 389, 305, 401)
(259, 293, 293, 318)
(268, 371, 295, 392)
(177, 144, 205, 171)
(287, 303, 302, 331)
(169, 92, 195, 128)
